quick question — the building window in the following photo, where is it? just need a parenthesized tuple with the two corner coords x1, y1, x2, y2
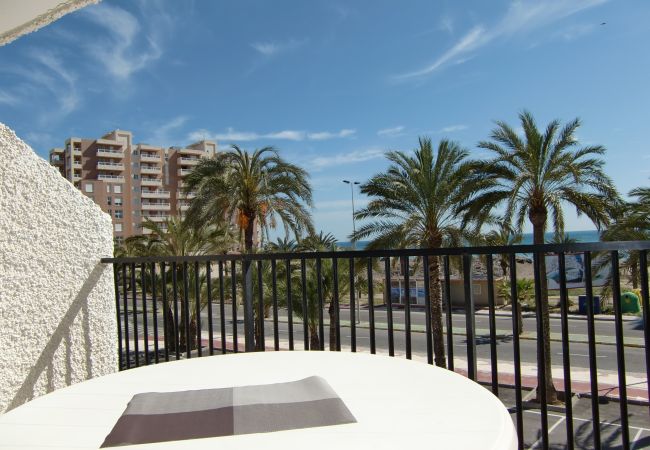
(133, 174, 139, 179)
(114, 223, 122, 232)
(106, 184, 110, 193)
(107, 196, 112, 206)
(115, 210, 123, 219)
(84, 183, 93, 193)
(133, 150, 138, 155)
(114, 185, 122, 194)
(114, 197, 123, 206)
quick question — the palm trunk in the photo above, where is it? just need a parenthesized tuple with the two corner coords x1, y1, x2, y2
(328, 302, 337, 350)
(531, 213, 559, 404)
(244, 216, 263, 350)
(429, 256, 446, 368)
(310, 324, 320, 350)
(164, 304, 176, 352)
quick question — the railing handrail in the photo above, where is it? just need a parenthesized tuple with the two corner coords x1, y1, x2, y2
(100, 240, 650, 263)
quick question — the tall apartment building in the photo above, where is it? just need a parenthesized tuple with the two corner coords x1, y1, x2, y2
(49, 130, 216, 243)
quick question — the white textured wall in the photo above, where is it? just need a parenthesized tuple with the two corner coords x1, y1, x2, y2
(0, 123, 117, 413)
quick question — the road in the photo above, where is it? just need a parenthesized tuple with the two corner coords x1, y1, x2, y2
(124, 303, 649, 375)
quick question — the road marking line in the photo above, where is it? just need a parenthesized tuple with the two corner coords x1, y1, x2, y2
(555, 352, 607, 358)
(529, 416, 566, 449)
(630, 428, 644, 450)
(524, 410, 650, 432)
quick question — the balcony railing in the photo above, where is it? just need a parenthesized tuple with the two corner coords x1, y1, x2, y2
(140, 178, 162, 186)
(140, 165, 161, 174)
(97, 161, 124, 171)
(103, 241, 650, 450)
(141, 190, 170, 199)
(177, 168, 193, 177)
(97, 174, 125, 182)
(141, 202, 171, 211)
(96, 148, 123, 158)
(142, 214, 170, 222)
(179, 157, 201, 165)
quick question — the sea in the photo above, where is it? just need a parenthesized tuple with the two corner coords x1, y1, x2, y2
(337, 229, 601, 250)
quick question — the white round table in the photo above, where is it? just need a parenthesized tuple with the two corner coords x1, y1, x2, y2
(0, 352, 517, 449)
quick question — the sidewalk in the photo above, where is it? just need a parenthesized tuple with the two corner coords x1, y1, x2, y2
(474, 308, 642, 323)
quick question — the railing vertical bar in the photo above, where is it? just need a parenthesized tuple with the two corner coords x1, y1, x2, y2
(172, 262, 180, 360)
(509, 253, 523, 450)
(231, 260, 238, 353)
(140, 263, 149, 365)
(558, 252, 574, 450)
(218, 261, 226, 354)
(257, 260, 265, 351)
(271, 259, 279, 351)
(532, 251, 549, 450)
(584, 251, 601, 450)
(333, 257, 341, 351)
(403, 256, 412, 360)
(423, 255, 433, 365)
(113, 265, 123, 370)
(183, 262, 191, 359)
(384, 257, 394, 357)
(610, 250, 630, 448)
(486, 255, 498, 394)
(317, 258, 325, 351)
(151, 263, 159, 364)
(443, 255, 453, 370)
(301, 258, 309, 350)
(243, 260, 254, 353)
(130, 263, 139, 367)
(367, 257, 376, 355)
(206, 262, 214, 356)
(640, 250, 650, 418)
(286, 258, 294, 351)
(462, 253, 476, 381)
(349, 258, 357, 353)
(122, 264, 130, 369)
(161, 262, 169, 362)
(194, 261, 202, 358)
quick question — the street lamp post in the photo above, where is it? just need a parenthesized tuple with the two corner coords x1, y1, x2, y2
(343, 180, 361, 324)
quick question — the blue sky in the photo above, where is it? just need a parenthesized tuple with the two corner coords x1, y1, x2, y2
(1, 0, 649, 240)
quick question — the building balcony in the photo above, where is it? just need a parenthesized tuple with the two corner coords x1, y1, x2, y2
(177, 168, 194, 177)
(141, 190, 170, 199)
(179, 147, 204, 156)
(97, 174, 125, 182)
(97, 161, 124, 171)
(50, 157, 64, 165)
(72, 147, 81, 155)
(142, 214, 169, 222)
(140, 153, 161, 162)
(97, 148, 124, 158)
(179, 203, 190, 212)
(140, 165, 161, 174)
(179, 157, 201, 165)
(141, 202, 171, 211)
(140, 178, 162, 186)
(71, 174, 82, 181)
(177, 190, 197, 199)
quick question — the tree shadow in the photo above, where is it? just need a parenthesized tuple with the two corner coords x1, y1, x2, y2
(6, 262, 108, 412)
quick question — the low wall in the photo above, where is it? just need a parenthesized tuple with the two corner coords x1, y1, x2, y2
(0, 123, 117, 413)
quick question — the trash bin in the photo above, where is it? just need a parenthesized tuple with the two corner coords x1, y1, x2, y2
(621, 292, 641, 314)
(578, 295, 601, 315)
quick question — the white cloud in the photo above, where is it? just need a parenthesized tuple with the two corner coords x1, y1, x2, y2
(395, 0, 607, 79)
(308, 129, 356, 140)
(0, 90, 18, 105)
(438, 124, 468, 133)
(553, 23, 597, 41)
(438, 15, 454, 34)
(82, 3, 166, 79)
(251, 38, 307, 57)
(16, 50, 80, 118)
(188, 127, 355, 142)
(377, 126, 405, 137)
(145, 116, 188, 146)
(311, 148, 384, 170)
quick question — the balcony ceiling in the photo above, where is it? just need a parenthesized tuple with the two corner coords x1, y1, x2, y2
(0, 0, 99, 46)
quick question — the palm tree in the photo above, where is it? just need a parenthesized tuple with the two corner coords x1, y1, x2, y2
(184, 145, 314, 252)
(124, 217, 234, 352)
(600, 181, 650, 292)
(462, 110, 621, 403)
(298, 232, 351, 350)
(352, 138, 477, 368)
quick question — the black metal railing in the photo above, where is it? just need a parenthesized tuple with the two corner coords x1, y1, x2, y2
(101, 241, 650, 450)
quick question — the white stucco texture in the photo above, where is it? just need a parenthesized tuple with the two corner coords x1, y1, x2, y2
(0, 123, 117, 413)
